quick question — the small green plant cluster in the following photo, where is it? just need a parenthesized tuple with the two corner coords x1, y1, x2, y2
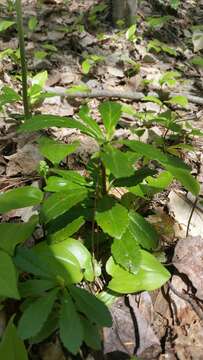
(0, 98, 200, 356)
(0, 0, 201, 357)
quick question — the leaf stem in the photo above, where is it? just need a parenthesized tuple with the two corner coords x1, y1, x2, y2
(15, 0, 30, 119)
(101, 161, 107, 195)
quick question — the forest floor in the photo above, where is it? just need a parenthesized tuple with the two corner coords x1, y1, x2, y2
(0, 0, 203, 359)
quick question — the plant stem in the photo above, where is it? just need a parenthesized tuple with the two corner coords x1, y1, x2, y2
(15, 0, 30, 120)
(101, 162, 107, 195)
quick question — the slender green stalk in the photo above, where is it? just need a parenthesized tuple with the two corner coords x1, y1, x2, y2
(15, 0, 30, 119)
(101, 162, 107, 195)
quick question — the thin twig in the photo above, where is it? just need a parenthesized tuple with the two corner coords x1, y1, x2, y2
(45, 86, 203, 106)
(168, 281, 203, 322)
(186, 196, 198, 237)
(15, 0, 30, 119)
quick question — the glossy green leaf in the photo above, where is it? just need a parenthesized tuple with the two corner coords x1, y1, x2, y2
(41, 188, 88, 224)
(70, 285, 112, 327)
(44, 176, 83, 192)
(52, 169, 89, 186)
(38, 136, 79, 165)
(49, 238, 94, 282)
(0, 318, 28, 360)
(18, 288, 58, 339)
(128, 211, 158, 250)
(111, 228, 141, 274)
(126, 24, 136, 41)
(106, 250, 170, 293)
(19, 279, 56, 297)
(0, 217, 37, 255)
(95, 196, 129, 239)
(48, 216, 85, 243)
(34, 241, 83, 284)
(101, 144, 135, 178)
(81, 317, 101, 350)
(59, 291, 83, 354)
(0, 251, 20, 299)
(99, 101, 122, 140)
(0, 186, 43, 214)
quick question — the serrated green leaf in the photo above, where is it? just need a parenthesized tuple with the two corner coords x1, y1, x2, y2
(111, 228, 141, 274)
(70, 285, 112, 327)
(0, 217, 37, 255)
(128, 211, 159, 250)
(101, 144, 135, 178)
(18, 288, 58, 339)
(0, 186, 43, 214)
(38, 136, 79, 165)
(18, 115, 77, 132)
(106, 250, 170, 293)
(0, 317, 28, 360)
(59, 291, 83, 354)
(41, 188, 88, 224)
(0, 251, 20, 299)
(99, 101, 122, 140)
(95, 196, 129, 238)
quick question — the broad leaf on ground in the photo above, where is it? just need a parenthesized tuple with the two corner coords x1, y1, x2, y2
(106, 250, 170, 293)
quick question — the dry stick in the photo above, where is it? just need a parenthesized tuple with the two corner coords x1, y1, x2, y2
(168, 281, 203, 322)
(45, 87, 203, 106)
(15, 0, 30, 119)
(186, 196, 198, 237)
